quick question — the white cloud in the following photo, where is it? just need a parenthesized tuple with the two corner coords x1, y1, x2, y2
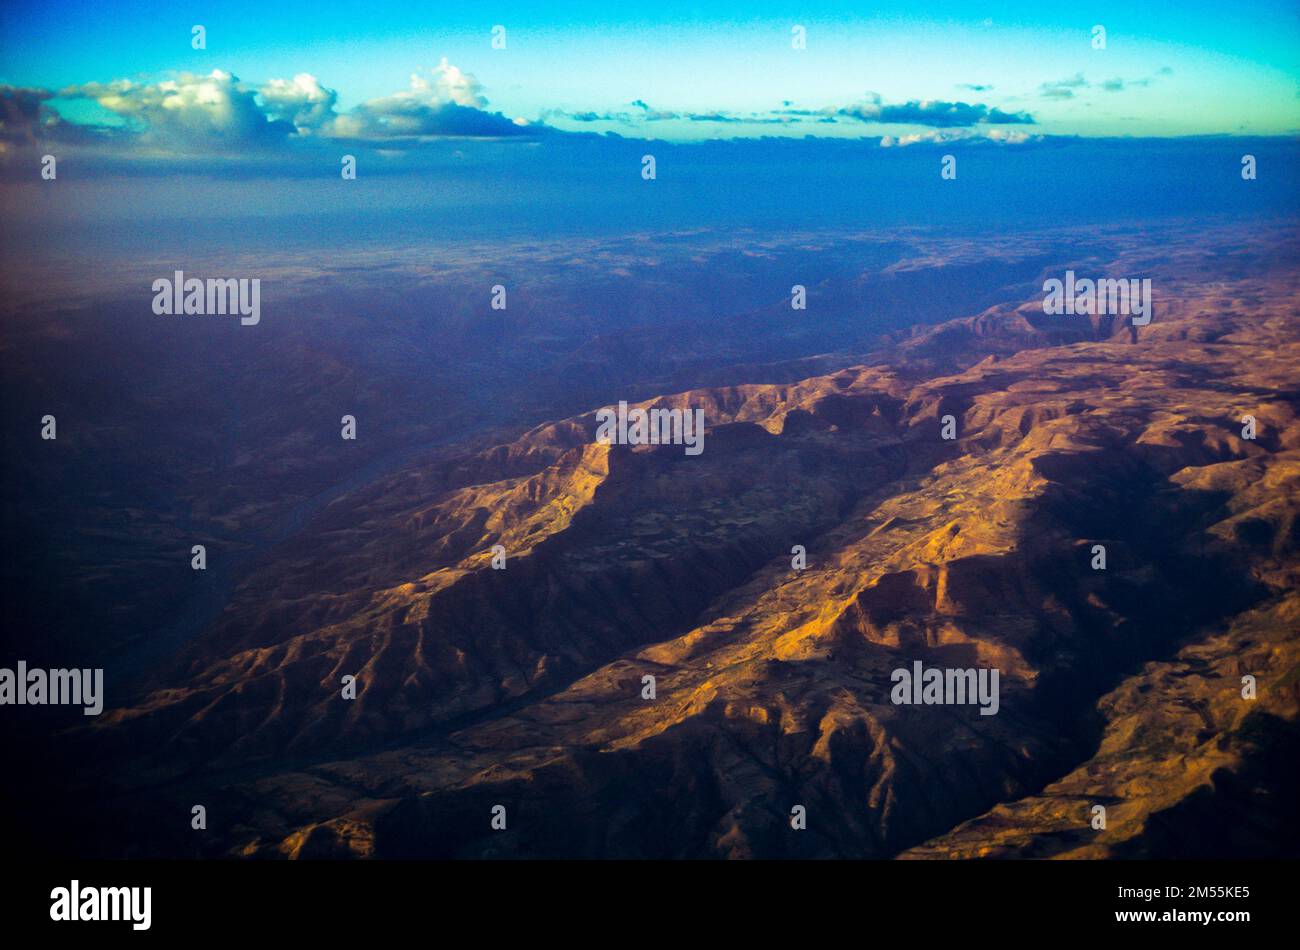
(64, 70, 289, 148)
(258, 74, 339, 132)
(879, 128, 1035, 146)
(325, 59, 527, 140)
(48, 60, 532, 151)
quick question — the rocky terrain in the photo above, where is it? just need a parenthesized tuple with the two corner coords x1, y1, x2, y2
(15, 223, 1290, 860)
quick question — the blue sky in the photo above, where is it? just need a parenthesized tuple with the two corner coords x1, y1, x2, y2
(2, 1, 1299, 143)
(2, 4, 1298, 310)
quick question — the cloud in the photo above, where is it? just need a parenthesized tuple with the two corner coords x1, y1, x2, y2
(16, 59, 537, 160)
(1039, 73, 1088, 99)
(630, 99, 680, 121)
(1042, 68, 1173, 98)
(546, 95, 1033, 134)
(546, 104, 797, 127)
(687, 112, 740, 123)
(1, 86, 57, 147)
(333, 102, 531, 139)
(62, 70, 294, 149)
(1, 84, 132, 158)
(272, 59, 535, 141)
(4, 56, 1183, 167)
(330, 65, 531, 141)
(258, 73, 339, 131)
(550, 110, 611, 123)
(879, 127, 1036, 147)
(339, 59, 486, 128)
(839, 97, 1035, 127)
(1100, 69, 1171, 93)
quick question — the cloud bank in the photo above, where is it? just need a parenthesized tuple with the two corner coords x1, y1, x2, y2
(2, 59, 536, 159)
(2, 59, 1049, 168)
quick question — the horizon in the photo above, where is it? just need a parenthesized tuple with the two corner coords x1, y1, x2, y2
(3, 3, 1298, 159)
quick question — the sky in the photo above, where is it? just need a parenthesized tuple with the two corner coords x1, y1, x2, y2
(2, 0, 1299, 149)
(1, 2, 1298, 256)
